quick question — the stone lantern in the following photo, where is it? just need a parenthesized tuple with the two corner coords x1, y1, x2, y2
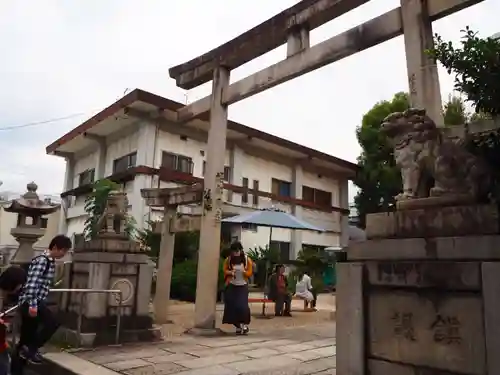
(4, 182, 60, 265)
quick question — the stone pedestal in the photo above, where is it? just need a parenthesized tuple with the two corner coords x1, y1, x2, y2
(337, 203, 500, 375)
(58, 236, 160, 347)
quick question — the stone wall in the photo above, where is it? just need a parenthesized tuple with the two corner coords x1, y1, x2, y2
(336, 204, 500, 375)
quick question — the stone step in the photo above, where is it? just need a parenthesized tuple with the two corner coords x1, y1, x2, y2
(21, 352, 120, 375)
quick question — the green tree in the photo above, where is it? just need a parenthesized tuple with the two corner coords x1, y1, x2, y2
(443, 94, 468, 126)
(354, 92, 409, 228)
(428, 27, 500, 116)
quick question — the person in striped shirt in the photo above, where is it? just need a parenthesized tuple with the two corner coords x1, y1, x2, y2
(17, 235, 72, 365)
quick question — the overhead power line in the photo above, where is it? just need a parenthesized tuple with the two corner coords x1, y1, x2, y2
(0, 112, 91, 131)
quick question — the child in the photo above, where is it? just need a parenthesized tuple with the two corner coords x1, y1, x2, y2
(0, 266, 27, 375)
(17, 235, 71, 365)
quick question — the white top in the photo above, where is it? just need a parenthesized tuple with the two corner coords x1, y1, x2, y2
(231, 264, 247, 286)
(295, 274, 313, 294)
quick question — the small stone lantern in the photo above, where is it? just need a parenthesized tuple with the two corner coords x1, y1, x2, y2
(4, 182, 60, 265)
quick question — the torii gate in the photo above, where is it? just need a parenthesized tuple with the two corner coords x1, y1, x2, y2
(166, 0, 485, 332)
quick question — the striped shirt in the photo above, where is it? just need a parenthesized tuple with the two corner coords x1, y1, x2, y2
(18, 254, 55, 309)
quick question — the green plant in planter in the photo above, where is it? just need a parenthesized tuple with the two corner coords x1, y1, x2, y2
(290, 247, 332, 292)
(247, 245, 280, 287)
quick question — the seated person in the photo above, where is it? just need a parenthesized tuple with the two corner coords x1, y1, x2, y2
(268, 264, 292, 317)
(294, 272, 316, 309)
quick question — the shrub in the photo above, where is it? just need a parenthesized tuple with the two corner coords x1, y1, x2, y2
(169, 259, 226, 302)
(170, 260, 198, 302)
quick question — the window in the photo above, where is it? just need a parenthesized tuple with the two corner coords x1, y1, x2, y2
(271, 241, 291, 262)
(224, 166, 231, 182)
(162, 152, 193, 174)
(252, 180, 259, 205)
(40, 218, 48, 229)
(302, 185, 332, 206)
(78, 168, 95, 187)
(113, 152, 137, 174)
(302, 186, 315, 202)
(202, 162, 231, 182)
(242, 178, 249, 204)
(271, 178, 291, 197)
(242, 223, 257, 232)
(315, 189, 332, 206)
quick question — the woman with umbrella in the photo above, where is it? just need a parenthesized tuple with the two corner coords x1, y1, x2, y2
(222, 241, 253, 335)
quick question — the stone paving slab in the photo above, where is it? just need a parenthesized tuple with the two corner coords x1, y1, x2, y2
(64, 323, 336, 375)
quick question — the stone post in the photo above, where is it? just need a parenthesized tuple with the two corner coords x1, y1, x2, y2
(153, 206, 176, 324)
(59, 155, 74, 235)
(291, 165, 303, 259)
(193, 67, 230, 332)
(401, 0, 443, 127)
(339, 179, 349, 248)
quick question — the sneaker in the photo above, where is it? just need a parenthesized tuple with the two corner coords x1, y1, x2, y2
(242, 325, 249, 335)
(18, 346, 43, 365)
(283, 312, 293, 317)
(31, 351, 44, 364)
(235, 327, 242, 335)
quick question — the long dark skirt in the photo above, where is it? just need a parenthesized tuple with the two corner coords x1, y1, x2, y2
(222, 284, 251, 326)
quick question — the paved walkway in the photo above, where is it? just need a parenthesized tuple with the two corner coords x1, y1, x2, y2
(45, 323, 336, 375)
(161, 293, 336, 337)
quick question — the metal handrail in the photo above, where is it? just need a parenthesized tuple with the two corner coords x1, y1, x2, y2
(0, 304, 19, 319)
(1, 288, 124, 347)
(50, 288, 123, 345)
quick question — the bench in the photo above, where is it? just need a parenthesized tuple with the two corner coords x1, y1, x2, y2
(248, 296, 316, 316)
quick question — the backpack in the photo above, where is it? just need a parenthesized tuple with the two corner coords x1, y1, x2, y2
(20, 255, 51, 277)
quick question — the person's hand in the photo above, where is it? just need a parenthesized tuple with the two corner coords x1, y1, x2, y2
(231, 270, 236, 277)
(28, 307, 38, 317)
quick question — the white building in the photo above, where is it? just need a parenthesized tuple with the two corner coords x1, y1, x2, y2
(46, 89, 357, 260)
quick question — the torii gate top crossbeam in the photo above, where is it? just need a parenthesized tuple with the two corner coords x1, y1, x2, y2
(169, 0, 370, 89)
(169, 0, 483, 91)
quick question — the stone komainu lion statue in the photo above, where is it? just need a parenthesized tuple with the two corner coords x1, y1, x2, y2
(381, 108, 489, 201)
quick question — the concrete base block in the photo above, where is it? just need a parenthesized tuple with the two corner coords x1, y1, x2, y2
(366, 204, 499, 239)
(54, 326, 162, 348)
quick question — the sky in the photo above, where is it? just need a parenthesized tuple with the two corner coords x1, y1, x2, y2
(0, 0, 498, 202)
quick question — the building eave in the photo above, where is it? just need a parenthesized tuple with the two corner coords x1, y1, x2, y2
(46, 89, 358, 175)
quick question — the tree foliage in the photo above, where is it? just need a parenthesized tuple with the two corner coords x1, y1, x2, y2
(136, 221, 200, 265)
(353, 92, 409, 227)
(428, 27, 500, 116)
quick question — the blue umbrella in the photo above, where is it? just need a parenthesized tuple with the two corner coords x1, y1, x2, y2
(222, 208, 325, 231)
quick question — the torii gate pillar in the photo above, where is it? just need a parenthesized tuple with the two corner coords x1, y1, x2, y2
(192, 67, 230, 332)
(401, 0, 444, 127)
